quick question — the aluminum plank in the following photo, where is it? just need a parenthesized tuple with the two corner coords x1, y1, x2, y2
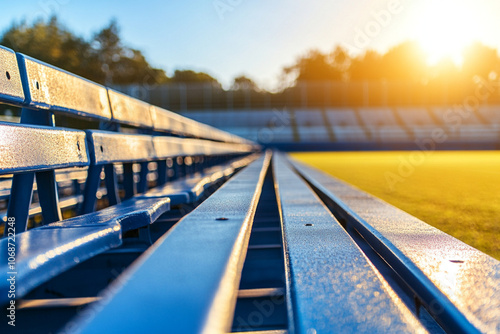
(107, 89, 153, 127)
(273, 154, 425, 333)
(0, 122, 88, 173)
(151, 105, 186, 134)
(17, 54, 111, 119)
(0, 223, 122, 304)
(0, 46, 24, 105)
(86, 130, 154, 165)
(74, 152, 270, 334)
(290, 158, 500, 334)
(44, 197, 170, 232)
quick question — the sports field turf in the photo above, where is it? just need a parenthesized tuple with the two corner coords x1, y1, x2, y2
(291, 151, 500, 260)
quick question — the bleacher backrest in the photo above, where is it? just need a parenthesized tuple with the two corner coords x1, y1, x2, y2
(107, 88, 153, 127)
(18, 53, 111, 120)
(0, 46, 24, 105)
(0, 122, 88, 173)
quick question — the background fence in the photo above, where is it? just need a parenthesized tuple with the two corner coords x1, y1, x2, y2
(113, 80, 500, 111)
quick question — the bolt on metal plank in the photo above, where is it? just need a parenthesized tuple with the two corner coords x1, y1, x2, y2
(289, 158, 500, 334)
(73, 152, 271, 334)
(273, 153, 425, 333)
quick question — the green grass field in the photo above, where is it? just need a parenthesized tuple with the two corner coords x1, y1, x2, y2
(291, 151, 500, 260)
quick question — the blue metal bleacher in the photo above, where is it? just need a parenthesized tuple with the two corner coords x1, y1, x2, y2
(290, 158, 500, 334)
(294, 109, 330, 142)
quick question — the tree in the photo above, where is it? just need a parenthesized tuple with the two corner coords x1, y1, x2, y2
(462, 42, 500, 81)
(232, 75, 259, 90)
(379, 41, 428, 81)
(91, 20, 168, 85)
(170, 70, 221, 87)
(329, 45, 351, 77)
(284, 49, 344, 83)
(349, 50, 383, 81)
(1, 16, 99, 80)
(0, 16, 168, 85)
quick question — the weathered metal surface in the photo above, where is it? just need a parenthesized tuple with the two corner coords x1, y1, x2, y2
(0, 46, 24, 104)
(86, 130, 155, 165)
(45, 197, 170, 232)
(153, 136, 203, 158)
(153, 136, 254, 159)
(74, 152, 270, 334)
(153, 136, 185, 158)
(138, 155, 251, 204)
(150, 105, 187, 135)
(273, 154, 425, 333)
(0, 196, 170, 303)
(0, 223, 122, 304)
(17, 54, 111, 119)
(199, 141, 254, 156)
(0, 122, 88, 174)
(107, 89, 153, 127)
(290, 158, 500, 334)
(140, 175, 208, 205)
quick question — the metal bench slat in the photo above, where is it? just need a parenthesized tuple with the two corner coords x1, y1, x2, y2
(151, 105, 188, 135)
(74, 152, 271, 333)
(0, 46, 24, 105)
(44, 197, 170, 232)
(0, 196, 170, 303)
(153, 136, 255, 162)
(0, 122, 88, 174)
(153, 136, 207, 158)
(139, 154, 257, 205)
(273, 154, 424, 333)
(289, 158, 500, 334)
(86, 130, 155, 165)
(107, 88, 153, 128)
(16, 54, 111, 120)
(152, 106, 250, 144)
(139, 169, 219, 205)
(0, 223, 121, 304)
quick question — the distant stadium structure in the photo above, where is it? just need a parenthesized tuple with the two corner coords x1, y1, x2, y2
(180, 106, 500, 151)
(114, 81, 500, 150)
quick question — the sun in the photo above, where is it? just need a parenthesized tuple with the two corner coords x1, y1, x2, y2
(412, 0, 481, 65)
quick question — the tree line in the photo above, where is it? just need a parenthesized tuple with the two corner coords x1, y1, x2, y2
(286, 42, 500, 87)
(0, 16, 220, 87)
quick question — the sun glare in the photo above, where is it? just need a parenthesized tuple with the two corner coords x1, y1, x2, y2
(412, 0, 481, 65)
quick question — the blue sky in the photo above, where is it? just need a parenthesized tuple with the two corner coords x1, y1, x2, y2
(3, 0, 500, 89)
